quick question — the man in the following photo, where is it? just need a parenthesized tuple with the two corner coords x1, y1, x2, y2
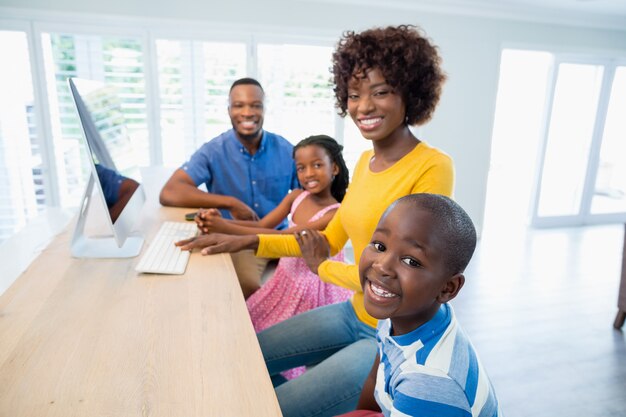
(95, 163, 139, 223)
(160, 77, 299, 298)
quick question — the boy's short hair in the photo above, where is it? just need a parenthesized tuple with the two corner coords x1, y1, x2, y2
(395, 193, 477, 275)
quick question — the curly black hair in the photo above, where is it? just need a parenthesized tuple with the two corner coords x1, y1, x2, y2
(332, 25, 447, 126)
(293, 135, 350, 203)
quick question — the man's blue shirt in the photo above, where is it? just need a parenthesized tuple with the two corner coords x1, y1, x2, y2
(181, 129, 299, 229)
(95, 163, 125, 208)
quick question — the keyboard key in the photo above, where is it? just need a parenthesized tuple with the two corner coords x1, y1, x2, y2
(135, 221, 198, 274)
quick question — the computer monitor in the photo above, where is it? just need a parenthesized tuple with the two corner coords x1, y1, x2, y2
(68, 77, 145, 258)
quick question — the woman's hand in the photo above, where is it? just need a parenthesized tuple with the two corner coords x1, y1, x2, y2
(176, 233, 259, 255)
(195, 208, 227, 234)
(295, 229, 330, 275)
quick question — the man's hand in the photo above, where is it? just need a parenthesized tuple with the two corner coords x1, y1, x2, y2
(295, 229, 330, 275)
(176, 233, 259, 255)
(229, 200, 259, 221)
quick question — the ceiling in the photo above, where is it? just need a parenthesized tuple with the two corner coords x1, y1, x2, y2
(309, 0, 626, 30)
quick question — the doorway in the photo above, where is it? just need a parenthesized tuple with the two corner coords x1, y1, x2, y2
(485, 49, 626, 231)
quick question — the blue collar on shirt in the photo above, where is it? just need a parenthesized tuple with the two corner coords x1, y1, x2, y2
(389, 304, 452, 347)
(232, 130, 267, 157)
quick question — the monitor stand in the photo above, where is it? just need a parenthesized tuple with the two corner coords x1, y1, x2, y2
(71, 174, 143, 258)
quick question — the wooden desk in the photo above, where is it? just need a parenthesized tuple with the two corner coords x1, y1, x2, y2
(0, 176, 282, 416)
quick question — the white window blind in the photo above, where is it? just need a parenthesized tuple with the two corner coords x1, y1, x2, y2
(156, 39, 247, 167)
(0, 19, 346, 243)
(0, 30, 45, 242)
(41, 32, 148, 208)
(257, 43, 336, 145)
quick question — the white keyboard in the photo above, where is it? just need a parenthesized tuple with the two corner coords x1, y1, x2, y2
(135, 221, 198, 274)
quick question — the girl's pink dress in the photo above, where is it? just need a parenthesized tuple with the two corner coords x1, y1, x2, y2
(246, 191, 353, 334)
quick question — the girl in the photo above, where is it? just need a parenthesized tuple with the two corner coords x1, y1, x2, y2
(195, 135, 353, 336)
(178, 25, 453, 417)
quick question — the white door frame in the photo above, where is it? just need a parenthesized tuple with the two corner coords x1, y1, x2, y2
(530, 55, 626, 227)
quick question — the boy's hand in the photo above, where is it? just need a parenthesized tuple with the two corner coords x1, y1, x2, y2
(295, 229, 330, 275)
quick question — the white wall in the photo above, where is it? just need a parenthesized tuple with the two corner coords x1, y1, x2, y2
(2, 0, 626, 234)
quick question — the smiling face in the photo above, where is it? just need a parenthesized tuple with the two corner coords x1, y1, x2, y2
(359, 200, 464, 335)
(228, 84, 265, 142)
(347, 68, 407, 143)
(294, 145, 339, 197)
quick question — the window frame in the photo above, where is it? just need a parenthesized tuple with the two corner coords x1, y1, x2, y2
(0, 11, 344, 221)
(525, 53, 626, 227)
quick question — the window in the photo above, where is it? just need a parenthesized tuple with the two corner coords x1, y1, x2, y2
(41, 32, 148, 207)
(533, 59, 626, 226)
(156, 39, 247, 167)
(537, 63, 604, 217)
(257, 43, 336, 145)
(0, 18, 350, 243)
(591, 66, 626, 215)
(486, 48, 626, 229)
(0, 30, 45, 241)
(484, 50, 552, 230)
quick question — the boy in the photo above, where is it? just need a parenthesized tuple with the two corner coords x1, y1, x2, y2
(341, 193, 501, 417)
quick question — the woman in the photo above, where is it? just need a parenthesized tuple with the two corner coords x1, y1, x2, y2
(178, 25, 453, 417)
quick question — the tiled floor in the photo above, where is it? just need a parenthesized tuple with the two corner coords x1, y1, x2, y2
(4, 205, 625, 415)
(454, 222, 626, 416)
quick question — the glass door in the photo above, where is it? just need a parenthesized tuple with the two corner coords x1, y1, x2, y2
(531, 60, 626, 227)
(590, 67, 626, 217)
